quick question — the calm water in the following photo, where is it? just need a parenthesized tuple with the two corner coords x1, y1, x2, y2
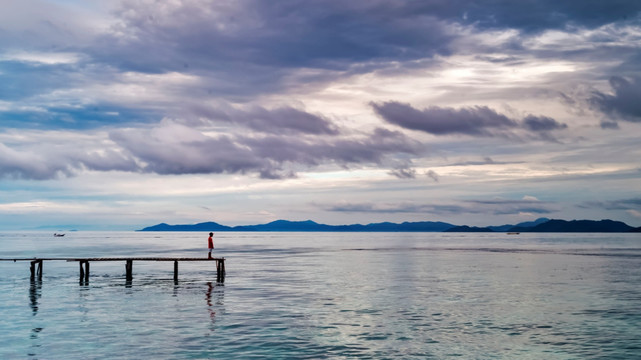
(1, 232, 640, 359)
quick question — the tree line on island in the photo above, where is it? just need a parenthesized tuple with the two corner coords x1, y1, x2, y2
(140, 218, 641, 232)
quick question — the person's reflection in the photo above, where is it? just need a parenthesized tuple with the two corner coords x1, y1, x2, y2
(205, 282, 216, 322)
(29, 279, 42, 315)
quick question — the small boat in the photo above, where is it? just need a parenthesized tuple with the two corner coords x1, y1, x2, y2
(506, 232, 520, 235)
(53, 233, 65, 237)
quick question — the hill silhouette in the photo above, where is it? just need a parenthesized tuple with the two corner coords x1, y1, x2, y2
(140, 220, 455, 232)
(509, 219, 633, 232)
(139, 218, 638, 232)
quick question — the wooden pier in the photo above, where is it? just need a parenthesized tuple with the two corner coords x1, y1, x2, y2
(0, 257, 225, 283)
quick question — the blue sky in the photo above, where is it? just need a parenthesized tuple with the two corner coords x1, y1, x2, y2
(1, 0, 640, 230)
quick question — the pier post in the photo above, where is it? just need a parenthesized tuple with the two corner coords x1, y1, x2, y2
(84, 261, 89, 282)
(37, 260, 43, 281)
(216, 259, 225, 283)
(79, 261, 90, 284)
(125, 260, 133, 281)
(30, 260, 43, 281)
(173, 260, 178, 281)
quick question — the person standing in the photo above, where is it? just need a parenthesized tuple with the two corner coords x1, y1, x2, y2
(208, 232, 214, 259)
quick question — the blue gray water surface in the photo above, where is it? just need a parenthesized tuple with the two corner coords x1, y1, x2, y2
(1, 232, 640, 359)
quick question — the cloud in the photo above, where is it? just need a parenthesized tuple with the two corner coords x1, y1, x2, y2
(189, 104, 339, 135)
(426, 170, 440, 182)
(600, 120, 620, 129)
(322, 197, 557, 216)
(90, 0, 457, 95)
(0, 138, 137, 180)
(107, 120, 424, 179)
(465, 199, 556, 215)
(371, 101, 567, 139)
(522, 115, 568, 131)
(371, 101, 518, 136)
(581, 197, 641, 210)
(388, 166, 417, 179)
(590, 76, 641, 122)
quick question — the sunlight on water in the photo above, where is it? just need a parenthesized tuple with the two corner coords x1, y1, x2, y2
(0, 232, 640, 359)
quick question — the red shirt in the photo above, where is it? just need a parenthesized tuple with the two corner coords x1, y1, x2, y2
(208, 235, 214, 249)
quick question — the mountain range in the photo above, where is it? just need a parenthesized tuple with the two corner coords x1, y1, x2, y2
(139, 218, 641, 232)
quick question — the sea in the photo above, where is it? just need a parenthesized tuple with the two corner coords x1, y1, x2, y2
(1, 231, 640, 359)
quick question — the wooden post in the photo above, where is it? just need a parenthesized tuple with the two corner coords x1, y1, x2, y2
(36, 260, 43, 281)
(30, 260, 36, 281)
(84, 261, 90, 282)
(216, 259, 225, 283)
(173, 260, 178, 281)
(125, 260, 133, 281)
(79, 261, 85, 281)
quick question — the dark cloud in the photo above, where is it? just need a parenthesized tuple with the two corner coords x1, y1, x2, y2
(426, 170, 440, 182)
(581, 198, 641, 210)
(324, 202, 452, 214)
(447, 157, 524, 167)
(465, 199, 557, 215)
(371, 101, 518, 136)
(92, 1, 456, 83)
(590, 76, 641, 122)
(371, 101, 567, 139)
(522, 115, 568, 132)
(322, 198, 557, 216)
(0, 141, 138, 180)
(388, 167, 417, 179)
(85, 0, 641, 102)
(189, 104, 339, 135)
(240, 127, 422, 171)
(600, 120, 619, 129)
(98, 0, 641, 73)
(105, 122, 423, 179)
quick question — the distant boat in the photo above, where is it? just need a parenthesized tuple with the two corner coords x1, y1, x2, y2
(506, 232, 520, 235)
(53, 233, 65, 237)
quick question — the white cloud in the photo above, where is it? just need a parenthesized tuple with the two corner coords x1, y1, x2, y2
(1, 51, 83, 65)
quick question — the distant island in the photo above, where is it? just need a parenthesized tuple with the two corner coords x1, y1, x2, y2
(139, 218, 641, 233)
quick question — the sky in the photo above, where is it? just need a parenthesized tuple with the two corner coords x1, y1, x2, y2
(1, 0, 640, 230)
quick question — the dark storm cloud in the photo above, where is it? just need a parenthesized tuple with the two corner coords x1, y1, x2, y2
(590, 76, 641, 122)
(92, 1, 455, 80)
(3, 0, 639, 133)
(371, 101, 567, 138)
(10, 0, 443, 116)
(100, 0, 641, 68)
(89, 1, 641, 97)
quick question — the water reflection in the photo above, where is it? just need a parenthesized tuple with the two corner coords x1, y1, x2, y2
(28, 280, 44, 359)
(206, 282, 224, 326)
(28, 279, 42, 316)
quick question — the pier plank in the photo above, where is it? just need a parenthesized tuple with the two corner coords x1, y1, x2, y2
(1, 257, 225, 282)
